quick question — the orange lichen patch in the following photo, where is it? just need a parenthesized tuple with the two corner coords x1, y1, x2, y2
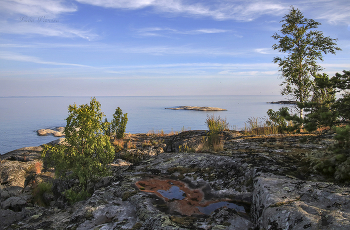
(136, 178, 205, 215)
(135, 178, 238, 216)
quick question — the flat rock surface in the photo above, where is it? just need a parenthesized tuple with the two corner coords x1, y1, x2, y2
(1, 131, 349, 230)
(165, 106, 227, 111)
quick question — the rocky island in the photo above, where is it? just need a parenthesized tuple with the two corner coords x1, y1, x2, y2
(1, 129, 350, 229)
(165, 106, 227, 111)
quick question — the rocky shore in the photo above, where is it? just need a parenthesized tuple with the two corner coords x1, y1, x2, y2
(1, 130, 350, 229)
(165, 106, 227, 111)
(267, 100, 297, 104)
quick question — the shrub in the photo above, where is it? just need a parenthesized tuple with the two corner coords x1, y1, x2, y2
(202, 115, 228, 152)
(64, 188, 91, 204)
(311, 125, 350, 182)
(244, 117, 279, 135)
(111, 107, 128, 139)
(206, 115, 229, 132)
(42, 98, 115, 201)
(32, 182, 53, 206)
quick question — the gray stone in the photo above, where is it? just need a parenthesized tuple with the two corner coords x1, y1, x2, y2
(2, 195, 30, 211)
(252, 173, 350, 229)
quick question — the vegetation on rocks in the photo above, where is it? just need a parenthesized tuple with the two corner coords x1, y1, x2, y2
(41, 98, 124, 203)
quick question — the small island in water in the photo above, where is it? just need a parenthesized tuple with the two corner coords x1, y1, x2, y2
(165, 106, 227, 111)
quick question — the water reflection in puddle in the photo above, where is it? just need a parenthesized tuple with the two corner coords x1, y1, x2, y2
(158, 186, 185, 200)
(136, 178, 249, 216)
(198, 201, 246, 215)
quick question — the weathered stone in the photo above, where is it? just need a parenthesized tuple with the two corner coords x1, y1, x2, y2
(37, 127, 65, 137)
(252, 173, 350, 229)
(0, 209, 27, 229)
(1, 130, 350, 230)
(2, 195, 30, 211)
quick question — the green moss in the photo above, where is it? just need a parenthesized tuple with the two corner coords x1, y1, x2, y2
(122, 190, 138, 201)
(130, 222, 143, 230)
(170, 216, 196, 227)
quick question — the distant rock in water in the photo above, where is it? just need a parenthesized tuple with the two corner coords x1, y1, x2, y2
(267, 100, 297, 105)
(165, 106, 227, 111)
(37, 127, 65, 137)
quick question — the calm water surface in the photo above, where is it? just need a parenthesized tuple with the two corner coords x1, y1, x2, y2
(0, 95, 291, 154)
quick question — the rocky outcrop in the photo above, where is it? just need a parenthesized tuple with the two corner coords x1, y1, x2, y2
(252, 173, 350, 229)
(37, 127, 65, 137)
(268, 100, 297, 104)
(165, 106, 227, 111)
(1, 131, 349, 229)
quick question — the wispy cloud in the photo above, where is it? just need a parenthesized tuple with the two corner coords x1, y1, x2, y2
(0, 20, 97, 40)
(0, 51, 91, 67)
(1, 0, 77, 18)
(0, 0, 96, 40)
(119, 45, 245, 56)
(136, 27, 231, 37)
(76, 0, 288, 21)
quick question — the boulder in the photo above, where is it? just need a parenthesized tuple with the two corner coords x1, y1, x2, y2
(2, 195, 30, 212)
(252, 173, 350, 229)
(37, 127, 65, 137)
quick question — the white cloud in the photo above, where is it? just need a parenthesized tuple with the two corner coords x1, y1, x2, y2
(1, 0, 77, 18)
(76, 0, 288, 21)
(136, 27, 231, 37)
(0, 20, 97, 40)
(0, 51, 91, 67)
(0, 0, 96, 40)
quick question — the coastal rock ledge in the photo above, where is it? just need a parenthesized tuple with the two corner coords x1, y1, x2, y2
(166, 106, 227, 111)
(1, 131, 350, 230)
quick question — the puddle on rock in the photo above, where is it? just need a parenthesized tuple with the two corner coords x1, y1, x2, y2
(198, 201, 245, 215)
(135, 177, 248, 216)
(158, 186, 186, 200)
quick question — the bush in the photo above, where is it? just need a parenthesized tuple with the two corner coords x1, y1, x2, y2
(32, 182, 53, 207)
(111, 107, 128, 139)
(42, 98, 115, 201)
(64, 188, 91, 204)
(311, 125, 350, 182)
(244, 117, 279, 135)
(206, 115, 229, 132)
(202, 115, 228, 152)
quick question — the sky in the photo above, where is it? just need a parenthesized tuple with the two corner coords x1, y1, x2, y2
(0, 0, 349, 96)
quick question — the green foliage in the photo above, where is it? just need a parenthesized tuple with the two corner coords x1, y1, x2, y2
(206, 115, 229, 132)
(333, 125, 350, 155)
(311, 125, 350, 182)
(117, 150, 145, 165)
(266, 107, 302, 133)
(301, 70, 350, 132)
(332, 70, 350, 122)
(64, 188, 91, 204)
(302, 73, 337, 131)
(243, 117, 279, 135)
(111, 107, 128, 139)
(42, 98, 115, 198)
(272, 7, 340, 119)
(32, 182, 53, 207)
(204, 115, 228, 151)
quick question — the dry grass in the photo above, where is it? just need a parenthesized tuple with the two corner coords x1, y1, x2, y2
(243, 117, 279, 135)
(113, 139, 124, 148)
(35, 161, 42, 174)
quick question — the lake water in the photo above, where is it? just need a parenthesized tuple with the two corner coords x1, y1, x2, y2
(0, 95, 291, 155)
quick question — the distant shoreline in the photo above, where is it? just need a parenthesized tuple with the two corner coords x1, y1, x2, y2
(267, 100, 297, 104)
(165, 106, 227, 111)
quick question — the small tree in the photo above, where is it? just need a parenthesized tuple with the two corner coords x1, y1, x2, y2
(42, 98, 115, 201)
(111, 107, 128, 139)
(272, 6, 341, 119)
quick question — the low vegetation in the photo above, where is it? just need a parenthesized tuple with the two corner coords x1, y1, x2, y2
(42, 97, 127, 203)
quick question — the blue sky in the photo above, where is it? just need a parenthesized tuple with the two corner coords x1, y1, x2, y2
(0, 0, 349, 96)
